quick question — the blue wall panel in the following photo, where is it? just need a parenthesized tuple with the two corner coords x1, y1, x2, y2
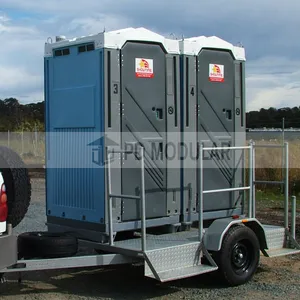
(45, 46, 105, 224)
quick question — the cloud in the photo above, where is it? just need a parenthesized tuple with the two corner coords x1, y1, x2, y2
(0, 1, 299, 110)
(65, 14, 131, 36)
(0, 65, 42, 97)
(246, 57, 300, 111)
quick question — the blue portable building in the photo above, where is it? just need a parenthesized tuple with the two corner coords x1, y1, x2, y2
(44, 28, 246, 242)
(44, 28, 182, 241)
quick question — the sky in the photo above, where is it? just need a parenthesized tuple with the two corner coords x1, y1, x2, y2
(0, 0, 299, 111)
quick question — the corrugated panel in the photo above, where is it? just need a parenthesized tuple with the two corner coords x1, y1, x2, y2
(45, 47, 105, 223)
(52, 128, 95, 210)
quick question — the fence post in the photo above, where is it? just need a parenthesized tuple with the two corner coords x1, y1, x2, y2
(7, 130, 10, 148)
(284, 142, 289, 229)
(21, 130, 24, 155)
(291, 196, 296, 240)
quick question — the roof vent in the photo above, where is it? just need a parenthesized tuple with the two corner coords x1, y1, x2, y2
(56, 35, 66, 42)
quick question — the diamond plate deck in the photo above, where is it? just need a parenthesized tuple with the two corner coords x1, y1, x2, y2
(111, 230, 217, 282)
(144, 242, 202, 276)
(113, 230, 201, 251)
(264, 248, 300, 257)
(262, 224, 285, 250)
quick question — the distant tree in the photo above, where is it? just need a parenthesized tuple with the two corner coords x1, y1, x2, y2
(246, 107, 300, 129)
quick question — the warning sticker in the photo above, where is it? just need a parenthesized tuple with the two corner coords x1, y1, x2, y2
(135, 58, 154, 78)
(209, 64, 224, 82)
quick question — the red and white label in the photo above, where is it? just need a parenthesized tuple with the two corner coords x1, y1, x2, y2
(209, 64, 224, 82)
(135, 58, 154, 78)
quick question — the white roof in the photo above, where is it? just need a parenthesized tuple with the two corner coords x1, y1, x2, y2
(180, 36, 246, 61)
(44, 27, 180, 56)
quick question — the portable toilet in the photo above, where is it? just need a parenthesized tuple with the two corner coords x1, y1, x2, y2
(179, 36, 246, 224)
(44, 28, 182, 242)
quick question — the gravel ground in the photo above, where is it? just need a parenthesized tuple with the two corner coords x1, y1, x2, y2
(0, 176, 300, 300)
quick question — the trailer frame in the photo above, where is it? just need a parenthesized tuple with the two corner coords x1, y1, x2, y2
(0, 142, 299, 286)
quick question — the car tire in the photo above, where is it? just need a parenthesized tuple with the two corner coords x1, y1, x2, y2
(0, 146, 31, 228)
(213, 225, 260, 286)
(18, 232, 78, 259)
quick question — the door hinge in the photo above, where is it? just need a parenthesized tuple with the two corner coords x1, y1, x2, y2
(196, 104, 200, 116)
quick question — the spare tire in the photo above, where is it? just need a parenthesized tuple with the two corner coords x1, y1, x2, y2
(18, 232, 78, 259)
(0, 146, 31, 228)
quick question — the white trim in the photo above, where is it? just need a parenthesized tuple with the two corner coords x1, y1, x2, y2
(0, 222, 6, 233)
(179, 36, 246, 61)
(45, 27, 180, 57)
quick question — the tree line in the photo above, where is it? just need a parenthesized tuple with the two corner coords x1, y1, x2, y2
(246, 107, 300, 129)
(0, 98, 44, 131)
(0, 98, 299, 130)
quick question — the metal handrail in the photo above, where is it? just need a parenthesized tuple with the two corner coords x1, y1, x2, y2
(199, 144, 255, 241)
(252, 142, 289, 229)
(203, 146, 251, 151)
(203, 186, 250, 194)
(106, 146, 147, 252)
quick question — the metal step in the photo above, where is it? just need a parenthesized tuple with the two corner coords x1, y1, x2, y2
(144, 241, 218, 282)
(146, 264, 218, 282)
(261, 224, 300, 257)
(262, 225, 286, 250)
(264, 247, 300, 258)
(95, 231, 218, 282)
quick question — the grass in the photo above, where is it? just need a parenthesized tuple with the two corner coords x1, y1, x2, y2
(242, 139, 300, 194)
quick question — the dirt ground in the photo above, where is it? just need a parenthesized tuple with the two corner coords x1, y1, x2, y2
(0, 172, 299, 300)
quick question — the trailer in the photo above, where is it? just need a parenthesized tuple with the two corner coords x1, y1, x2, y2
(0, 28, 299, 287)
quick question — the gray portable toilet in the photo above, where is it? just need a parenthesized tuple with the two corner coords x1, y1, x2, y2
(44, 28, 181, 242)
(179, 36, 246, 224)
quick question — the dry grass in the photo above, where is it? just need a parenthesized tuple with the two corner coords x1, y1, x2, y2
(247, 139, 300, 194)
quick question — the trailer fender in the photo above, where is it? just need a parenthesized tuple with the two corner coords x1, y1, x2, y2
(203, 218, 267, 252)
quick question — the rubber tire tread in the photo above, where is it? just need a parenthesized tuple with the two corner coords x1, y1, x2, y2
(0, 146, 31, 228)
(213, 225, 260, 286)
(18, 231, 78, 259)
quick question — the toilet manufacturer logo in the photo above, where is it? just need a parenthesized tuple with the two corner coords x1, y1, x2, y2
(135, 58, 154, 78)
(209, 64, 224, 82)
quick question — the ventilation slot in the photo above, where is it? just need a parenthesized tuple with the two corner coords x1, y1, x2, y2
(54, 48, 70, 57)
(78, 43, 95, 53)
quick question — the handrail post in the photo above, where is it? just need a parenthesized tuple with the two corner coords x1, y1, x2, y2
(248, 142, 253, 218)
(140, 146, 146, 252)
(291, 196, 296, 240)
(252, 141, 256, 218)
(284, 142, 289, 229)
(199, 143, 204, 241)
(107, 149, 114, 246)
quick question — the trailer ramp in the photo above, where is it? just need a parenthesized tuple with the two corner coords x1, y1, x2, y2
(105, 147, 217, 282)
(97, 230, 218, 282)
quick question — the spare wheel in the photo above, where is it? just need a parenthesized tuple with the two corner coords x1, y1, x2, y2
(0, 146, 31, 228)
(18, 232, 78, 259)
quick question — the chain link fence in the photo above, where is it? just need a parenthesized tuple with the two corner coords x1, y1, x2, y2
(0, 131, 45, 166)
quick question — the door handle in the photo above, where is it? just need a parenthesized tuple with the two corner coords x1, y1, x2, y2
(224, 109, 232, 120)
(156, 108, 163, 120)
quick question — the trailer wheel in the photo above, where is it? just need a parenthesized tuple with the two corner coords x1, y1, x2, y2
(0, 146, 31, 228)
(18, 232, 78, 259)
(213, 225, 260, 286)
